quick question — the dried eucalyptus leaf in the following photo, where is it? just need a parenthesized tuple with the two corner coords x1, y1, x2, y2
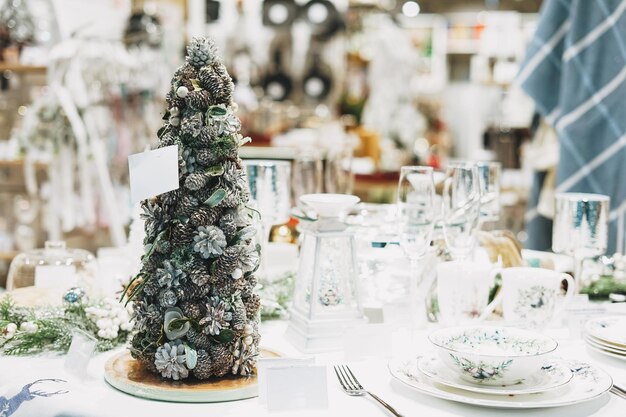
(205, 165, 225, 176)
(203, 188, 227, 207)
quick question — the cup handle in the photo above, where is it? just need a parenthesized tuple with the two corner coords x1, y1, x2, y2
(553, 273, 576, 317)
(478, 268, 503, 321)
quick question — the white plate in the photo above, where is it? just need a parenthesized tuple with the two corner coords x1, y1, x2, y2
(586, 342, 626, 362)
(417, 354, 573, 396)
(585, 316, 626, 348)
(585, 336, 626, 355)
(389, 357, 612, 409)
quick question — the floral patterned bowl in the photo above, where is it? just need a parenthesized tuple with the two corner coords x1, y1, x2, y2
(428, 326, 558, 386)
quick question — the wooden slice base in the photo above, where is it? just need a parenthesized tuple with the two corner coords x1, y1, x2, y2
(104, 348, 280, 403)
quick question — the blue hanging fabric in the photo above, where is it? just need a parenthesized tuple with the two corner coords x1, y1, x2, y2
(518, 0, 626, 253)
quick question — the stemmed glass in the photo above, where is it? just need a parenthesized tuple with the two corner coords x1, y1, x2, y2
(442, 162, 481, 260)
(397, 166, 436, 327)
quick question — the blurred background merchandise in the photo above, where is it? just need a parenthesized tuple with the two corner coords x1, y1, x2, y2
(0, 0, 542, 283)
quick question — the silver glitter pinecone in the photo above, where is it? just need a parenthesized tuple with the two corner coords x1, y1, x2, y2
(186, 37, 219, 68)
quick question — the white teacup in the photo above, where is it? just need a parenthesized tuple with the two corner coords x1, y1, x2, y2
(437, 261, 495, 325)
(480, 267, 575, 328)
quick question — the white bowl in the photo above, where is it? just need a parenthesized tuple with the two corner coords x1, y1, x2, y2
(428, 326, 557, 386)
(299, 194, 360, 218)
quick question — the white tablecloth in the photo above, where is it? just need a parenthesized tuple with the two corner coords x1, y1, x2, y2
(1, 321, 625, 417)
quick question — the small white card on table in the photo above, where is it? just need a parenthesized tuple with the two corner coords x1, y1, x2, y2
(128, 145, 179, 204)
(258, 358, 328, 411)
(35, 265, 77, 289)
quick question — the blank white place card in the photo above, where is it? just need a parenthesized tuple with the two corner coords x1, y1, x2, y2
(35, 265, 77, 289)
(258, 358, 328, 411)
(128, 145, 179, 204)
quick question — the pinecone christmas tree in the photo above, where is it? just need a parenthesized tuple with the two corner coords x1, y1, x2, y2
(127, 37, 261, 380)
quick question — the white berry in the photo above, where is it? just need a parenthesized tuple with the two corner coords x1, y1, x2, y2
(231, 268, 243, 280)
(176, 86, 189, 98)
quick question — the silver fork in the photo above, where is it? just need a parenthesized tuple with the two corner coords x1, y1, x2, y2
(334, 365, 404, 417)
(611, 384, 626, 400)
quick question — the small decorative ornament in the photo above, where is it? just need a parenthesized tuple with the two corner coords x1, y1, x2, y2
(2, 323, 17, 339)
(176, 86, 189, 98)
(63, 287, 87, 306)
(231, 268, 243, 280)
(20, 322, 38, 333)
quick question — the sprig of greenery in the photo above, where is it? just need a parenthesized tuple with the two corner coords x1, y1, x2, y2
(0, 296, 130, 356)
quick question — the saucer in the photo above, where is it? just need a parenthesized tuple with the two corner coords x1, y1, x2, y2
(417, 354, 573, 396)
(389, 356, 612, 409)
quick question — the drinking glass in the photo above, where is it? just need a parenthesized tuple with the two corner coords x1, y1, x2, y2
(476, 161, 501, 222)
(442, 162, 481, 260)
(397, 166, 436, 327)
(292, 149, 322, 202)
(244, 160, 292, 276)
(325, 145, 353, 194)
(397, 166, 436, 261)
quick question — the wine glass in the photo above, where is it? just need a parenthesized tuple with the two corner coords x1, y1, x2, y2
(397, 166, 436, 327)
(442, 162, 481, 260)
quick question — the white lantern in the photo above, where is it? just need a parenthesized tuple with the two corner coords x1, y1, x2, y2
(286, 194, 367, 352)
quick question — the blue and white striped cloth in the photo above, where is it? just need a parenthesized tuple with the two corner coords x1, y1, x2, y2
(518, 0, 626, 254)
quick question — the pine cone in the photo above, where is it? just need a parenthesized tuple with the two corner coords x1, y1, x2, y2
(243, 294, 261, 319)
(211, 246, 239, 280)
(187, 90, 212, 112)
(189, 262, 210, 286)
(190, 206, 222, 227)
(175, 194, 198, 216)
(210, 280, 233, 298)
(194, 148, 215, 165)
(158, 288, 178, 307)
(230, 296, 247, 332)
(219, 213, 237, 238)
(192, 349, 212, 379)
(166, 89, 185, 109)
(186, 37, 219, 69)
(241, 275, 258, 298)
(170, 222, 195, 245)
(186, 329, 212, 351)
(209, 343, 234, 377)
(158, 189, 180, 209)
(143, 276, 160, 296)
(181, 301, 204, 320)
(199, 64, 233, 105)
(175, 63, 198, 82)
(184, 172, 208, 191)
(181, 114, 203, 138)
(175, 283, 210, 302)
(159, 131, 177, 147)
